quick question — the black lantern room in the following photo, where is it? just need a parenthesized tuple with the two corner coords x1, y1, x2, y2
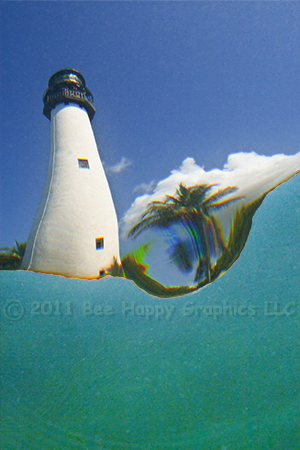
(43, 69, 96, 121)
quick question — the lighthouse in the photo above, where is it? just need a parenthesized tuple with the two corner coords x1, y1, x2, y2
(21, 69, 120, 279)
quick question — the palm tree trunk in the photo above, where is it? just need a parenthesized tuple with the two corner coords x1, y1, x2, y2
(185, 213, 211, 283)
(192, 213, 212, 283)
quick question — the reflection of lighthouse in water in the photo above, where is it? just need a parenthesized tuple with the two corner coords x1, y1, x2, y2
(21, 69, 120, 279)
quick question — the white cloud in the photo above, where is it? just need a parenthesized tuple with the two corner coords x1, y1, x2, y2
(120, 151, 300, 239)
(133, 180, 157, 194)
(106, 156, 132, 174)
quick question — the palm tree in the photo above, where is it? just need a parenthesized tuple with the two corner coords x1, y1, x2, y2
(128, 184, 242, 283)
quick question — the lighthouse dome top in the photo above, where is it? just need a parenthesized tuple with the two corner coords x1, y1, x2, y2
(43, 68, 96, 121)
(48, 69, 86, 89)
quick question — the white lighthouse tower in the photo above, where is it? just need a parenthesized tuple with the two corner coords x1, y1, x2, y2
(21, 69, 120, 279)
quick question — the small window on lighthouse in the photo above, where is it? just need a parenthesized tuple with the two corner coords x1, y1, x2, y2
(78, 159, 90, 169)
(96, 237, 104, 250)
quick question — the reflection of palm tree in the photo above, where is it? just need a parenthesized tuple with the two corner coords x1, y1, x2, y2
(128, 184, 242, 283)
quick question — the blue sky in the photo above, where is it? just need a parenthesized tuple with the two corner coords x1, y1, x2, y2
(1, 2, 300, 253)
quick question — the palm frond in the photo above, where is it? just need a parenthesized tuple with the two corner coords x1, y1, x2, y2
(203, 186, 239, 206)
(207, 196, 244, 211)
(128, 207, 182, 237)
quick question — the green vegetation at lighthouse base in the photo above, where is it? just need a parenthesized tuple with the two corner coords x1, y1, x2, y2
(0, 241, 27, 271)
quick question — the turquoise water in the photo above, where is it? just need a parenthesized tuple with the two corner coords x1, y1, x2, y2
(1, 175, 299, 449)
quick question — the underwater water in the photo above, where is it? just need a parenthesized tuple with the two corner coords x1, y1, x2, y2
(1, 175, 299, 449)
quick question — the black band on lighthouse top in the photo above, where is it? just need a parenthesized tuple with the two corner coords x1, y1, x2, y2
(43, 68, 96, 121)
